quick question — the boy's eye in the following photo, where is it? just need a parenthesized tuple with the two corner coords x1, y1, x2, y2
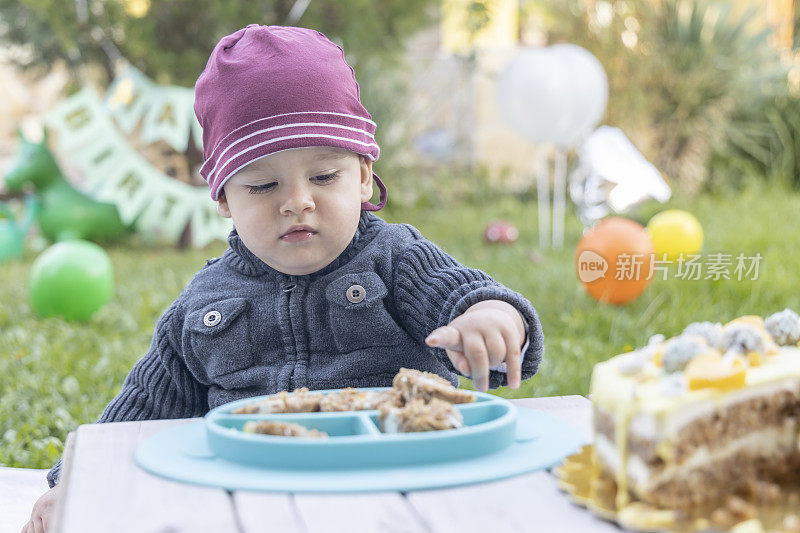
(246, 172, 340, 194)
(246, 183, 276, 194)
(313, 171, 340, 183)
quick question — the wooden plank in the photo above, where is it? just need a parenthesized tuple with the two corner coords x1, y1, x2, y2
(406, 473, 546, 532)
(292, 492, 430, 533)
(234, 491, 303, 533)
(407, 396, 600, 532)
(406, 471, 617, 532)
(0, 467, 51, 533)
(520, 470, 621, 531)
(509, 395, 593, 442)
(56, 418, 240, 533)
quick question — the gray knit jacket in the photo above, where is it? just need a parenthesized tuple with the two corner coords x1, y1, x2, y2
(47, 211, 544, 487)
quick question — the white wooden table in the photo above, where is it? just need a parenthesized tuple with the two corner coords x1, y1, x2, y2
(52, 395, 621, 533)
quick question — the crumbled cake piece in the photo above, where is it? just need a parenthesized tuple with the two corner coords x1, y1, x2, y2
(231, 391, 288, 414)
(242, 420, 328, 438)
(737, 480, 781, 504)
(393, 367, 475, 405)
(711, 495, 758, 527)
(378, 397, 463, 433)
(231, 388, 323, 414)
(283, 387, 323, 413)
(319, 388, 400, 411)
(765, 308, 800, 346)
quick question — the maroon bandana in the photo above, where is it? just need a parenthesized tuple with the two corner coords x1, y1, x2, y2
(194, 25, 387, 210)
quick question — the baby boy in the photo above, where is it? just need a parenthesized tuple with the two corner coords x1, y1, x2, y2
(23, 25, 543, 533)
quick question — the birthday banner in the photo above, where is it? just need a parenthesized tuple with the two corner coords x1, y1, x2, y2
(105, 65, 201, 152)
(42, 68, 231, 248)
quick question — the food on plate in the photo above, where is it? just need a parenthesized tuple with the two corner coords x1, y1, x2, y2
(231, 367, 474, 416)
(319, 387, 401, 411)
(242, 420, 328, 438)
(392, 367, 476, 405)
(231, 388, 325, 414)
(379, 397, 463, 433)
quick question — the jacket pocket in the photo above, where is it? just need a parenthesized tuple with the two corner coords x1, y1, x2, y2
(324, 272, 401, 353)
(185, 297, 254, 380)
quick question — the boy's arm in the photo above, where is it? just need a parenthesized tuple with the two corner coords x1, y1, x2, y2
(46, 302, 208, 488)
(392, 239, 544, 389)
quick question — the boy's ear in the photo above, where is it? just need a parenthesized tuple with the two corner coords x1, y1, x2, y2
(217, 191, 232, 218)
(360, 157, 373, 203)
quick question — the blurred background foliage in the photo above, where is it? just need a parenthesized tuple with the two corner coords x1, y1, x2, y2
(6, 0, 800, 204)
(0, 0, 438, 189)
(530, 0, 800, 193)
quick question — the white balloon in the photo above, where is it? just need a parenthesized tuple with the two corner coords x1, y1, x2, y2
(548, 44, 608, 146)
(494, 45, 608, 147)
(495, 48, 571, 143)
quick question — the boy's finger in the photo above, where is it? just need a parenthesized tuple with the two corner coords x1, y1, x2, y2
(33, 518, 44, 533)
(485, 330, 506, 367)
(462, 332, 489, 392)
(506, 348, 522, 389)
(445, 350, 470, 376)
(499, 326, 522, 389)
(425, 326, 462, 350)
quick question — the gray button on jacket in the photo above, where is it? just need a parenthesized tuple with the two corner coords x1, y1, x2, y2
(47, 211, 544, 487)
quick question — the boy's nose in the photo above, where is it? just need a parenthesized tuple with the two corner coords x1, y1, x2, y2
(279, 184, 315, 214)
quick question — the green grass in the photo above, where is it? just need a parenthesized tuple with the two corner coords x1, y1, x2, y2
(2, 180, 799, 470)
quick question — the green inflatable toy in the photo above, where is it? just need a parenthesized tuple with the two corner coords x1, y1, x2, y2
(0, 196, 37, 262)
(30, 240, 114, 321)
(4, 129, 129, 243)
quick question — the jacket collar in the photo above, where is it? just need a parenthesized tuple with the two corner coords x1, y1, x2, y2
(223, 210, 385, 282)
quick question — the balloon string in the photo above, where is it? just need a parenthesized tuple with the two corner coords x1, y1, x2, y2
(552, 148, 567, 250)
(536, 147, 550, 249)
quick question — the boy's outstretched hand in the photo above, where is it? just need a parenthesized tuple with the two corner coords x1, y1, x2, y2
(425, 300, 526, 392)
(22, 484, 61, 533)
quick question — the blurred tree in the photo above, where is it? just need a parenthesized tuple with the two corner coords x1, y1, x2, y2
(0, 0, 436, 86)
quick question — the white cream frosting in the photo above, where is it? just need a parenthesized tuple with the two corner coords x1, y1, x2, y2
(591, 347, 800, 418)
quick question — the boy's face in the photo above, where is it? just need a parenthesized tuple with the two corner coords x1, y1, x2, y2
(217, 146, 373, 275)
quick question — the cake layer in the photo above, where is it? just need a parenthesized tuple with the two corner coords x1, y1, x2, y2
(596, 425, 800, 507)
(594, 379, 799, 464)
(634, 442, 800, 508)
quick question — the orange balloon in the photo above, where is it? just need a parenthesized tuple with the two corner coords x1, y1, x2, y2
(575, 217, 655, 305)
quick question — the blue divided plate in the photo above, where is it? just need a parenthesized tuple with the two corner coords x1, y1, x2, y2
(135, 388, 585, 492)
(206, 388, 516, 469)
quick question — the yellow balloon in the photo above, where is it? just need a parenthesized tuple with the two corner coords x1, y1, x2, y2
(647, 210, 703, 261)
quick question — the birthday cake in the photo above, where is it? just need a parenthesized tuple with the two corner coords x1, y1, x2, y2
(590, 310, 800, 514)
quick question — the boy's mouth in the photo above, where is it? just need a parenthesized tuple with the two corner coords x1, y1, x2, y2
(280, 225, 318, 242)
(281, 224, 317, 237)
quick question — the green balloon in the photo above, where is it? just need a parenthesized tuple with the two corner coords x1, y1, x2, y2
(30, 240, 114, 321)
